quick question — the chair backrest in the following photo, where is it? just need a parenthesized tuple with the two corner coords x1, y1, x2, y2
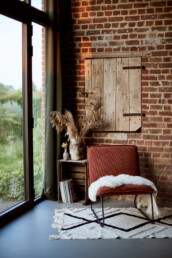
(87, 145, 140, 184)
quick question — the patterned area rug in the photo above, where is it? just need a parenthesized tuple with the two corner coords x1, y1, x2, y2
(50, 207, 172, 240)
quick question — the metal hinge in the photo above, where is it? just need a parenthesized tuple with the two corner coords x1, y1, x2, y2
(123, 66, 145, 70)
(80, 90, 94, 98)
(123, 113, 146, 117)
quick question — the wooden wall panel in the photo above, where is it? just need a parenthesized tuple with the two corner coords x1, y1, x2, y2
(116, 58, 130, 131)
(104, 59, 116, 131)
(85, 59, 92, 93)
(91, 59, 104, 130)
(129, 57, 141, 131)
(85, 57, 141, 132)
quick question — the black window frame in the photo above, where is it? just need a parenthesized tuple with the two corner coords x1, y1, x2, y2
(0, 0, 52, 225)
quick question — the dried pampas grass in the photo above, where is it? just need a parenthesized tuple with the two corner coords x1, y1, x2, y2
(49, 91, 102, 140)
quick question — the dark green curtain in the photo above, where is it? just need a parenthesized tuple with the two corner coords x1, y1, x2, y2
(43, 0, 62, 200)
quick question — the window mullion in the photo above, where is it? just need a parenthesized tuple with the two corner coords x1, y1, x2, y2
(22, 22, 34, 201)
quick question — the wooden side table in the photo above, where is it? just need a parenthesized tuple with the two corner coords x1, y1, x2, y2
(57, 159, 88, 205)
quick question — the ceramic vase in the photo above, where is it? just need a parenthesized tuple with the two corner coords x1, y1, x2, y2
(69, 138, 85, 160)
(63, 148, 69, 160)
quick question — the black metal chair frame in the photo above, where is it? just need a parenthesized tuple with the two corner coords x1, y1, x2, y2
(91, 194, 155, 228)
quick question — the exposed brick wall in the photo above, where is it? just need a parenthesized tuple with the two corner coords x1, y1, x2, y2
(61, 0, 172, 206)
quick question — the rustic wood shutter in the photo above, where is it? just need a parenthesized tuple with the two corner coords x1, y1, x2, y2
(85, 57, 142, 132)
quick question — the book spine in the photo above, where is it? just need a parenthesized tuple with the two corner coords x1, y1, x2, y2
(65, 180, 71, 203)
(68, 180, 73, 203)
(63, 181, 68, 203)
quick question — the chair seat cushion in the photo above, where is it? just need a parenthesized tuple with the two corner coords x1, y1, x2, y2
(97, 184, 155, 197)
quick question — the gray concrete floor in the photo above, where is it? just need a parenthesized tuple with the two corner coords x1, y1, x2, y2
(0, 199, 172, 258)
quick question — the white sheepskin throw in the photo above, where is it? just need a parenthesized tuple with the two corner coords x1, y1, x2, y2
(89, 174, 161, 219)
(89, 174, 157, 202)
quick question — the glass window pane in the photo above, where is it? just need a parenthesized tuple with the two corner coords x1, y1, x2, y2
(32, 22, 45, 197)
(0, 15, 24, 213)
(31, 0, 45, 12)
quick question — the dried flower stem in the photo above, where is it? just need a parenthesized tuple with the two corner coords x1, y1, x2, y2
(49, 91, 102, 140)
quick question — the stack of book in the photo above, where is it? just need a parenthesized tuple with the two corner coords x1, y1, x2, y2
(59, 179, 77, 203)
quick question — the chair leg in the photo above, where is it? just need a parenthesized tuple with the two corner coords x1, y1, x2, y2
(100, 196, 104, 226)
(150, 194, 154, 222)
(134, 194, 155, 223)
(91, 198, 104, 227)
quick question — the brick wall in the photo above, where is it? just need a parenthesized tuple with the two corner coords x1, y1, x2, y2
(61, 0, 172, 205)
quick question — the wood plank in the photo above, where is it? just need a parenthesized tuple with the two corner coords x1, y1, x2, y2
(129, 57, 141, 131)
(66, 165, 86, 172)
(81, 51, 151, 59)
(103, 58, 116, 131)
(85, 59, 92, 93)
(91, 59, 104, 131)
(73, 179, 85, 186)
(85, 59, 92, 120)
(69, 172, 85, 179)
(116, 58, 129, 131)
(75, 186, 85, 193)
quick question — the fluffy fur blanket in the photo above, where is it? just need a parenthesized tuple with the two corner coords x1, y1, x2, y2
(89, 174, 161, 218)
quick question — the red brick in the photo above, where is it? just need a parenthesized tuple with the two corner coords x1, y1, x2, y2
(163, 129, 171, 134)
(129, 33, 137, 38)
(97, 24, 103, 29)
(93, 18, 107, 23)
(82, 12, 88, 18)
(129, 10, 137, 15)
(134, 3, 149, 8)
(109, 17, 123, 22)
(78, 18, 92, 24)
(86, 6, 100, 11)
(73, 7, 85, 13)
(151, 2, 167, 7)
(105, 139, 112, 143)
(152, 51, 168, 56)
(97, 11, 104, 16)
(86, 30, 100, 35)
(138, 9, 146, 14)
(113, 11, 120, 15)
(125, 16, 140, 21)
(105, 11, 112, 16)
(126, 40, 139, 45)
(166, 75, 172, 80)
(121, 35, 128, 39)
(104, 23, 111, 28)
(152, 26, 166, 31)
(122, 10, 128, 15)
(138, 34, 147, 38)
(147, 8, 155, 14)
(117, 4, 132, 9)
(105, 47, 112, 52)
(141, 15, 157, 20)
(102, 5, 117, 10)
(97, 48, 104, 52)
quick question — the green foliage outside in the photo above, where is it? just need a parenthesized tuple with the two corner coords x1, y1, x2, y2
(33, 117, 44, 196)
(0, 83, 43, 201)
(0, 169, 24, 200)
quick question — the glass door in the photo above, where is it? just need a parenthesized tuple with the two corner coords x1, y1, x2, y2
(32, 22, 45, 197)
(0, 15, 24, 212)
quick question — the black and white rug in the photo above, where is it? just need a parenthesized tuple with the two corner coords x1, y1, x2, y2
(50, 207, 172, 240)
